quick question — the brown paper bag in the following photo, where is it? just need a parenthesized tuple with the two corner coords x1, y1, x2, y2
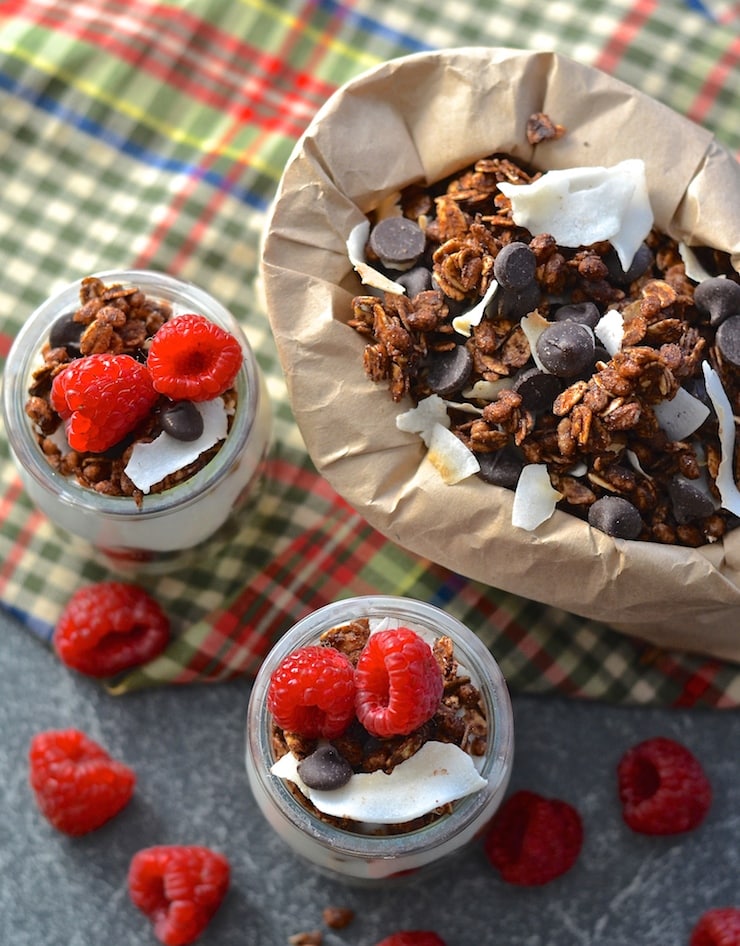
(261, 47, 740, 662)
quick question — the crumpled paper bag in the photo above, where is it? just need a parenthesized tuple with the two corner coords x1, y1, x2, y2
(261, 47, 740, 662)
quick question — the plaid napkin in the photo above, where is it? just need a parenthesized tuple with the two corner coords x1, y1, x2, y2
(1, 0, 739, 707)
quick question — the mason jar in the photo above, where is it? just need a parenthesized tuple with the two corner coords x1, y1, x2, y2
(1, 269, 272, 572)
(245, 595, 514, 883)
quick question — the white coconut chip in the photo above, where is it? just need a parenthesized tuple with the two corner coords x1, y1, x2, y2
(520, 310, 551, 371)
(702, 362, 740, 516)
(124, 397, 229, 494)
(396, 394, 450, 447)
(426, 423, 480, 484)
(452, 279, 499, 336)
(511, 463, 562, 530)
(346, 221, 406, 295)
(594, 309, 624, 357)
(499, 159, 653, 272)
(270, 741, 487, 825)
(462, 378, 511, 401)
(679, 242, 714, 284)
(653, 386, 710, 441)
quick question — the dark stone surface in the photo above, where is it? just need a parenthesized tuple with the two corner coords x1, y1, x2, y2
(1, 608, 738, 946)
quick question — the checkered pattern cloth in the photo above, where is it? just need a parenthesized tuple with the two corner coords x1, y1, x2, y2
(1, 0, 739, 705)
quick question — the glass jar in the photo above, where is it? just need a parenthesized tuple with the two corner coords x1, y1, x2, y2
(1, 269, 272, 572)
(245, 595, 514, 883)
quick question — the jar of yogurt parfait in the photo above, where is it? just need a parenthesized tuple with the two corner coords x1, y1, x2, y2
(1, 269, 272, 572)
(245, 595, 514, 883)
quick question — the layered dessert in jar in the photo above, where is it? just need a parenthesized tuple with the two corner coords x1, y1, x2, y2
(245, 596, 514, 882)
(1, 270, 272, 569)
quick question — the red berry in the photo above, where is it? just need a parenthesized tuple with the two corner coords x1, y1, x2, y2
(354, 627, 443, 738)
(54, 581, 170, 678)
(128, 845, 230, 946)
(374, 934, 447, 946)
(617, 736, 712, 835)
(50, 352, 158, 453)
(484, 789, 583, 886)
(147, 313, 242, 402)
(690, 908, 740, 946)
(267, 645, 356, 738)
(29, 728, 135, 835)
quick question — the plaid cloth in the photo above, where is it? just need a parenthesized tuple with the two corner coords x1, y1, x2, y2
(1, 0, 739, 706)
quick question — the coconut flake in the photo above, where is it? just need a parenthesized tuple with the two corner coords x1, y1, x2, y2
(679, 243, 714, 284)
(462, 378, 511, 402)
(396, 394, 450, 447)
(498, 159, 653, 271)
(594, 309, 624, 357)
(452, 280, 499, 336)
(702, 362, 740, 516)
(426, 424, 480, 484)
(653, 386, 710, 441)
(346, 221, 406, 295)
(520, 310, 551, 371)
(271, 741, 487, 825)
(124, 398, 228, 494)
(511, 463, 562, 530)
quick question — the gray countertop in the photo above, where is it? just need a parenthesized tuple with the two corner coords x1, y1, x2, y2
(1, 606, 738, 946)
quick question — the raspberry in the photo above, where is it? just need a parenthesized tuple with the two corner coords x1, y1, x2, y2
(617, 736, 712, 835)
(147, 313, 242, 401)
(374, 934, 447, 946)
(50, 352, 158, 453)
(267, 645, 356, 738)
(354, 627, 443, 738)
(29, 728, 135, 835)
(53, 581, 170, 678)
(690, 908, 740, 946)
(484, 789, 583, 886)
(128, 845, 230, 946)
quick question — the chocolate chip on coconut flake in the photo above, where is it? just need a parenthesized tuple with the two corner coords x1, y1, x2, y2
(694, 276, 740, 328)
(368, 217, 426, 271)
(159, 400, 205, 442)
(494, 242, 537, 291)
(536, 321, 595, 378)
(588, 496, 643, 539)
(297, 744, 353, 791)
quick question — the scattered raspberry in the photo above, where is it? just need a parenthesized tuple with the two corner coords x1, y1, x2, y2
(690, 908, 740, 946)
(354, 627, 443, 738)
(50, 352, 158, 453)
(147, 313, 242, 402)
(267, 645, 356, 738)
(53, 581, 170, 678)
(617, 736, 712, 835)
(29, 728, 135, 835)
(484, 789, 583, 886)
(374, 933, 447, 946)
(128, 845, 230, 946)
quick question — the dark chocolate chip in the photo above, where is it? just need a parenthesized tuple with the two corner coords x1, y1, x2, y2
(396, 266, 432, 297)
(694, 276, 740, 328)
(159, 400, 204, 441)
(496, 282, 541, 320)
(668, 476, 716, 525)
(426, 345, 473, 396)
(604, 242, 653, 285)
(368, 217, 426, 270)
(297, 744, 353, 791)
(493, 242, 537, 291)
(513, 367, 563, 411)
(475, 446, 524, 488)
(553, 301, 601, 329)
(536, 322, 595, 378)
(716, 314, 740, 367)
(588, 496, 643, 539)
(48, 311, 84, 357)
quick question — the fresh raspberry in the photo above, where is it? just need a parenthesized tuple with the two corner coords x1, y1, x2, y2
(354, 627, 443, 738)
(53, 581, 170, 678)
(128, 845, 230, 946)
(50, 352, 158, 453)
(267, 645, 356, 738)
(147, 313, 242, 402)
(484, 789, 583, 886)
(374, 934, 447, 946)
(690, 908, 740, 946)
(29, 728, 135, 835)
(617, 736, 712, 835)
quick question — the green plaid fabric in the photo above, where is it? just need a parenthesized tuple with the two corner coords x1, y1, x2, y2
(1, 0, 739, 706)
